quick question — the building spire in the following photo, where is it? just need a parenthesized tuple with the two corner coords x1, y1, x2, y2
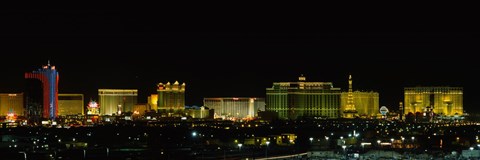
(343, 74, 357, 118)
(348, 74, 352, 93)
(347, 74, 353, 107)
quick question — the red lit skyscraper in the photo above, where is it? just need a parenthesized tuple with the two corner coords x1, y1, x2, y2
(25, 61, 59, 120)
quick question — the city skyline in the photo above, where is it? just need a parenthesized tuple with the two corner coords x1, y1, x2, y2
(1, 10, 479, 113)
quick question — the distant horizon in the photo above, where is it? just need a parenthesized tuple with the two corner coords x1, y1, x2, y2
(1, 65, 469, 114)
(1, 10, 479, 113)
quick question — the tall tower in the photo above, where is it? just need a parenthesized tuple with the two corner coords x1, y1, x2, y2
(25, 61, 59, 120)
(343, 74, 357, 118)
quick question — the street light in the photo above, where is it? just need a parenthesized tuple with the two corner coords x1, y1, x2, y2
(192, 131, 197, 137)
(391, 138, 394, 148)
(237, 143, 242, 159)
(411, 136, 415, 148)
(238, 143, 242, 151)
(265, 141, 270, 158)
(325, 136, 330, 149)
(309, 137, 313, 143)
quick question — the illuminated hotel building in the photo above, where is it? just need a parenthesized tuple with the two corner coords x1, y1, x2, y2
(203, 97, 265, 119)
(404, 87, 463, 116)
(341, 91, 379, 118)
(340, 75, 379, 118)
(98, 89, 138, 115)
(157, 81, 185, 113)
(266, 75, 341, 119)
(25, 61, 59, 120)
(185, 106, 213, 119)
(147, 94, 158, 111)
(0, 93, 24, 116)
(58, 94, 84, 116)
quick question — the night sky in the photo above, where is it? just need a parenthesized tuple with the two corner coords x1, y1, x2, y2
(1, 10, 479, 113)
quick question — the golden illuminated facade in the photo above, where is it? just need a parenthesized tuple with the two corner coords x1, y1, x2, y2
(133, 104, 148, 115)
(266, 75, 341, 119)
(185, 106, 212, 119)
(341, 91, 379, 118)
(203, 97, 265, 119)
(98, 89, 138, 115)
(58, 94, 84, 116)
(404, 87, 463, 116)
(157, 81, 185, 114)
(147, 94, 158, 111)
(0, 93, 24, 116)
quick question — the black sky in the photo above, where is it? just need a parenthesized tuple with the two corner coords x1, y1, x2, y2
(1, 10, 479, 113)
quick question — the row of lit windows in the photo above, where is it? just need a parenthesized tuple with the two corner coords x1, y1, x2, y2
(204, 101, 261, 118)
(266, 94, 340, 109)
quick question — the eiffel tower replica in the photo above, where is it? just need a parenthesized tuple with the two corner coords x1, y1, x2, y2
(343, 75, 358, 118)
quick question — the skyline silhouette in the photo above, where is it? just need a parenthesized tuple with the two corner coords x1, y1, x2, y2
(1, 10, 478, 113)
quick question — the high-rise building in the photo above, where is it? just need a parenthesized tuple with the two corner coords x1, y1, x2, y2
(25, 61, 59, 120)
(147, 94, 158, 111)
(98, 89, 138, 115)
(203, 97, 265, 119)
(157, 81, 185, 113)
(340, 91, 379, 118)
(266, 75, 341, 119)
(58, 94, 84, 116)
(404, 87, 463, 116)
(0, 93, 24, 116)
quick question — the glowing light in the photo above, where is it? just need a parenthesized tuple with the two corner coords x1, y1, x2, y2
(88, 101, 98, 108)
